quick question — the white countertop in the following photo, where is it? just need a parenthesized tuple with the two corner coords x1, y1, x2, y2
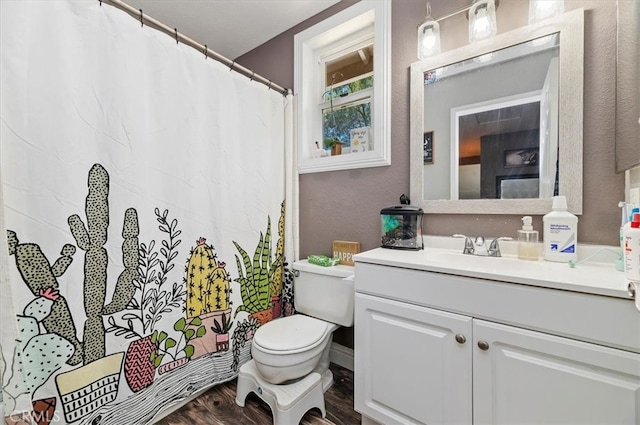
(353, 236, 632, 300)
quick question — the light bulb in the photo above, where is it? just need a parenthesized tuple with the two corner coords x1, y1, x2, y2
(474, 9, 491, 37)
(529, 0, 564, 24)
(418, 23, 441, 58)
(469, 0, 497, 44)
(417, 2, 441, 59)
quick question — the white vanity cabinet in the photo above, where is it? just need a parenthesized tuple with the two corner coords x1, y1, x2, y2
(473, 320, 640, 424)
(356, 293, 473, 424)
(354, 251, 640, 425)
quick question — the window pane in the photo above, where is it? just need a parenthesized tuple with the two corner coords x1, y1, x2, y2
(326, 45, 373, 85)
(325, 75, 374, 101)
(322, 98, 372, 148)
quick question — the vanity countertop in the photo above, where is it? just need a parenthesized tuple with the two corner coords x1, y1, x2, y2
(353, 237, 632, 300)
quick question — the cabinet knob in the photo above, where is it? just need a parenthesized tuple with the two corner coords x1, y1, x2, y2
(477, 340, 490, 350)
(455, 334, 466, 344)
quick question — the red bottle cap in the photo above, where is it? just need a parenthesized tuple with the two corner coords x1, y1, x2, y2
(632, 213, 640, 228)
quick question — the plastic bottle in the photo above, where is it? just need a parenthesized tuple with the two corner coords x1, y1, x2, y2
(518, 216, 539, 260)
(619, 202, 630, 253)
(623, 207, 640, 254)
(623, 212, 640, 282)
(543, 195, 578, 262)
(624, 207, 640, 233)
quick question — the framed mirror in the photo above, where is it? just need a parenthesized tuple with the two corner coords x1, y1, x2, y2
(410, 8, 584, 214)
(615, 0, 640, 172)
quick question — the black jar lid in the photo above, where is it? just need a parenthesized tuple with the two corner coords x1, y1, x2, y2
(380, 205, 423, 215)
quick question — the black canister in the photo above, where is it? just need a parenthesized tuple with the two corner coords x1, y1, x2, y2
(380, 205, 424, 250)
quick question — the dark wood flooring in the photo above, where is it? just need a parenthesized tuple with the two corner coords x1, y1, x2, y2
(156, 363, 360, 425)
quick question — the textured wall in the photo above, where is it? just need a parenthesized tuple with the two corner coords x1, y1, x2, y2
(238, 0, 624, 257)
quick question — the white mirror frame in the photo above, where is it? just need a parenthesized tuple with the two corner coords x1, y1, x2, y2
(295, 0, 391, 174)
(410, 8, 584, 214)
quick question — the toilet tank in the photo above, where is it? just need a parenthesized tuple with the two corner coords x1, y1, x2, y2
(292, 260, 354, 327)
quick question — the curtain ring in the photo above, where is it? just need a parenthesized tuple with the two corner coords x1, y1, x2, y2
(267, 80, 272, 90)
(174, 28, 179, 44)
(139, 9, 143, 27)
(98, 0, 102, 5)
(204, 45, 208, 59)
(250, 71, 255, 81)
(229, 60, 235, 71)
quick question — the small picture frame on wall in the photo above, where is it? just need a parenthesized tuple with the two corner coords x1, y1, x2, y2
(423, 131, 434, 164)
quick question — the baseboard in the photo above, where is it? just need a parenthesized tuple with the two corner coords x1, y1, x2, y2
(361, 415, 383, 425)
(329, 342, 354, 371)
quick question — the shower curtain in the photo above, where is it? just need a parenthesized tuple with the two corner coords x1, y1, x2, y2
(0, 1, 296, 424)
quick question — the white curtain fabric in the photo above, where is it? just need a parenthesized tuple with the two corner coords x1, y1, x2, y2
(0, 1, 293, 423)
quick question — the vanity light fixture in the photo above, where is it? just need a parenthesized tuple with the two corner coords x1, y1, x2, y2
(417, 2, 441, 59)
(417, 0, 499, 59)
(468, 0, 498, 43)
(529, 0, 564, 24)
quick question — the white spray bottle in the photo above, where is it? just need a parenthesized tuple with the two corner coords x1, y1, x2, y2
(543, 195, 578, 263)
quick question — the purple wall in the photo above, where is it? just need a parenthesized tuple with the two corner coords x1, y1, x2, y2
(238, 0, 623, 259)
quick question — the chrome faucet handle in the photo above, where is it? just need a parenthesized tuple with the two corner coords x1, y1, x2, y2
(488, 237, 513, 257)
(453, 234, 474, 255)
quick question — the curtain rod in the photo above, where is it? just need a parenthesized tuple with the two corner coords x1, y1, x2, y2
(101, 0, 291, 97)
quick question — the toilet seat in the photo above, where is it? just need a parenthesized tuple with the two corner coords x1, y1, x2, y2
(251, 315, 338, 384)
(253, 315, 332, 354)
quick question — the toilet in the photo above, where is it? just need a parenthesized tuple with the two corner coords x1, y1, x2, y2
(235, 259, 354, 424)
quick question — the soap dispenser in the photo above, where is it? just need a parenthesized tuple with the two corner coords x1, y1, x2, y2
(518, 216, 539, 260)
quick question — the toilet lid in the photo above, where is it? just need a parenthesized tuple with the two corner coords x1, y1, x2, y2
(253, 315, 330, 352)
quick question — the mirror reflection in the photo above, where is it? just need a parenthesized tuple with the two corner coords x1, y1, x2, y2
(423, 34, 559, 201)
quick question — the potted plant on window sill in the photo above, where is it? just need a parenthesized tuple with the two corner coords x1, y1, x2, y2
(324, 138, 344, 156)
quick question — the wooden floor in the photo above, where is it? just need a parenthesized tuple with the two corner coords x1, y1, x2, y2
(156, 363, 361, 425)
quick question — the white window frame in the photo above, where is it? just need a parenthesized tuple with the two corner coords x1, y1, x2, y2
(295, 0, 391, 174)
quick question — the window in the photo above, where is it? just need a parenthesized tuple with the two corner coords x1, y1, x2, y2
(295, 1, 391, 173)
(322, 43, 373, 152)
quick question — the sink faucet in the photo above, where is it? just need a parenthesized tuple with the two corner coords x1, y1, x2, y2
(453, 234, 475, 254)
(453, 234, 512, 257)
(487, 237, 512, 257)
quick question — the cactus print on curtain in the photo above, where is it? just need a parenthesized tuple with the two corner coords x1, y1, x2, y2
(0, 1, 294, 424)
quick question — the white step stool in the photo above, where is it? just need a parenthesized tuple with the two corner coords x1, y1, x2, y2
(235, 359, 326, 425)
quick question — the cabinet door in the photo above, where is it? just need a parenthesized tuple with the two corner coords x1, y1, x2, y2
(355, 293, 472, 425)
(473, 320, 640, 424)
